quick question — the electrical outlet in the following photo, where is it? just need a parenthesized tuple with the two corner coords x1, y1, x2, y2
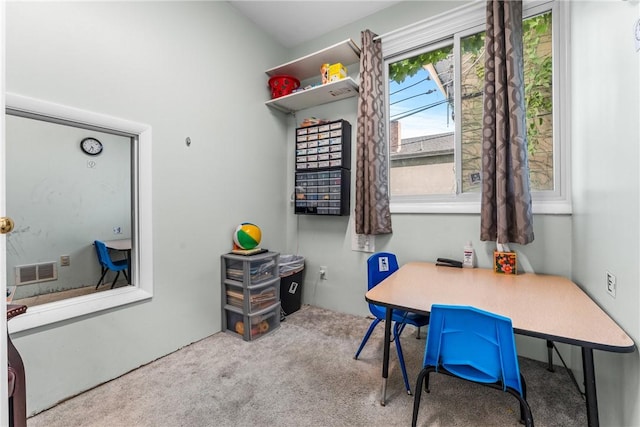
(320, 266, 328, 280)
(60, 255, 70, 267)
(606, 271, 616, 298)
(352, 232, 375, 253)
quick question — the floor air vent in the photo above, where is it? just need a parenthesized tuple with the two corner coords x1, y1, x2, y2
(15, 262, 58, 285)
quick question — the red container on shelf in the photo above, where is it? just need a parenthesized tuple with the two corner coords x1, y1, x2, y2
(268, 75, 300, 99)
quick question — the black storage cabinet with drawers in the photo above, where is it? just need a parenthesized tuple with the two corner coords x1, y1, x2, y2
(294, 119, 351, 216)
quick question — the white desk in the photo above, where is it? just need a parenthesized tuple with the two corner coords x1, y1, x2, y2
(103, 238, 131, 251)
(365, 262, 635, 427)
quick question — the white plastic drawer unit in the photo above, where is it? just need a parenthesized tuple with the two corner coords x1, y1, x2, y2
(225, 303, 281, 341)
(224, 277, 279, 313)
(223, 254, 277, 286)
(220, 252, 281, 341)
(294, 119, 351, 171)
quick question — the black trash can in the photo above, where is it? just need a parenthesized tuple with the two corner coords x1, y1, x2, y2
(279, 255, 304, 317)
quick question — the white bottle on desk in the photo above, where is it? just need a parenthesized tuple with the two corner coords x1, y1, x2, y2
(463, 241, 476, 268)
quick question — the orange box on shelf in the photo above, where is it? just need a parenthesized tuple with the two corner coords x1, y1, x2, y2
(494, 251, 517, 274)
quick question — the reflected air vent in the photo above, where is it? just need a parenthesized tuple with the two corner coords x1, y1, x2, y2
(15, 262, 58, 285)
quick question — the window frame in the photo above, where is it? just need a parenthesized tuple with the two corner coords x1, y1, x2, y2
(5, 93, 154, 333)
(382, 0, 570, 215)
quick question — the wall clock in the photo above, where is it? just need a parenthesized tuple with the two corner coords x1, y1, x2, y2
(80, 137, 103, 156)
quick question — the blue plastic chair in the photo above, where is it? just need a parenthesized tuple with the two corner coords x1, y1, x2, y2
(354, 252, 430, 395)
(411, 304, 533, 427)
(94, 240, 129, 289)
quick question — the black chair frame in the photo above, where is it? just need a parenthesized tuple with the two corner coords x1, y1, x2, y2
(412, 365, 534, 427)
(95, 266, 129, 290)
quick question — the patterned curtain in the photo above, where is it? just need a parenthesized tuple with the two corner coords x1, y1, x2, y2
(355, 29, 392, 235)
(480, 0, 534, 245)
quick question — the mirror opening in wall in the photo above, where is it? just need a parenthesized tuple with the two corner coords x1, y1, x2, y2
(5, 108, 135, 307)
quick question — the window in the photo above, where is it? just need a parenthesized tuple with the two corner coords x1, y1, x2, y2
(383, 1, 569, 214)
(5, 93, 153, 332)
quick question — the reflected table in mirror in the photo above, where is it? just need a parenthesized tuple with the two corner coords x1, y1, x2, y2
(103, 238, 131, 251)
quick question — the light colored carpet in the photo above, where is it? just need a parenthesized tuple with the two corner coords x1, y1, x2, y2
(28, 305, 586, 426)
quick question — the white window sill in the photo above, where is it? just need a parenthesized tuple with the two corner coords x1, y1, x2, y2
(390, 199, 572, 215)
(8, 287, 152, 333)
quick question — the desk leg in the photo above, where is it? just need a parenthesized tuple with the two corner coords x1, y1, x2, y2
(582, 347, 599, 427)
(380, 307, 392, 406)
(546, 340, 555, 372)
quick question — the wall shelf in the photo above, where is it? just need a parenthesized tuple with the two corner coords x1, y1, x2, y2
(265, 78, 359, 114)
(265, 39, 361, 114)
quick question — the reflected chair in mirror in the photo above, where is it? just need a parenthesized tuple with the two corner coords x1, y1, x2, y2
(94, 240, 129, 289)
(354, 252, 430, 395)
(411, 304, 534, 427)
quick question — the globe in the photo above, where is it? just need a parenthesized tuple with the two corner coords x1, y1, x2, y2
(233, 223, 262, 250)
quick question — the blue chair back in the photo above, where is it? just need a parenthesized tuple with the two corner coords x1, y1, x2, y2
(424, 304, 523, 395)
(367, 252, 399, 291)
(367, 252, 399, 317)
(94, 240, 124, 271)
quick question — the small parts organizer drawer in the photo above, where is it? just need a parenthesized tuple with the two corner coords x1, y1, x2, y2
(225, 303, 281, 341)
(225, 278, 279, 313)
(295, 119, 351, 171)
(295, 169, 350, 215)
(223, 253, 277, 286)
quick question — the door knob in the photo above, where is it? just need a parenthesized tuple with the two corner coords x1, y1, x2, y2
(0, 217, 15, 234)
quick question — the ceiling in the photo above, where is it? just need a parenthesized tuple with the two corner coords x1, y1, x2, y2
(228, 1, 401, 48)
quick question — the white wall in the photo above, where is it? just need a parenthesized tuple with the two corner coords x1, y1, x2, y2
(7, 1, 288, 414)
(571, 2, 640, 426)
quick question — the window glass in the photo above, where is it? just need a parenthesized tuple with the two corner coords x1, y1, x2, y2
(388, 11, 553, 199)
(460, 31, 485, 194)
(522, 12, 554, 191)
(389, 43, 455, 197)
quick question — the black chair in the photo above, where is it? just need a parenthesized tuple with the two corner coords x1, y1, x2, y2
(412, 304, 533, 427)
